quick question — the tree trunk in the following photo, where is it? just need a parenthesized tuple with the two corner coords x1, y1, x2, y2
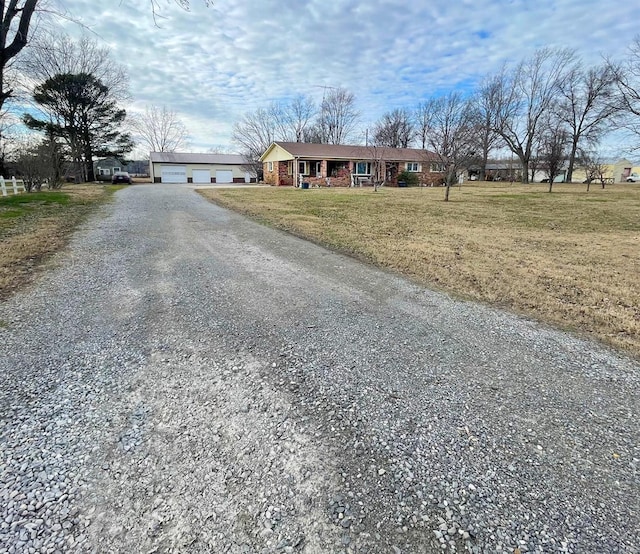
(566, 138, 579, 183)
(82, 116, 95, 182)
(479, 135, 490, 182)
(521, 159, 529, 184)
(444, 169, 456, 201)
(480, 148, 488, 182)
(85, 151, 95, 181)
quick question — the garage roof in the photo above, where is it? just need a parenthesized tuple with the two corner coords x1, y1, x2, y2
(150, 152, 248, 165)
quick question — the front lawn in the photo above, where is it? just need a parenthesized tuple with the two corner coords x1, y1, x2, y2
(200, 182, 640, 358)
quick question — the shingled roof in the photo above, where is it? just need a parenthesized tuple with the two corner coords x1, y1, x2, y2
(263, 142, 440, 162)
(150, 152, 248, 165)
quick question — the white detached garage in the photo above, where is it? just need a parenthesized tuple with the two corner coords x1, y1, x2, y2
(149, 152, 256, 184)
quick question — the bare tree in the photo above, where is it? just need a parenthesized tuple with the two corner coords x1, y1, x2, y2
(302, 125, 324, 143)
(362, 144, 390, 192)
(611, 36, 640, 149)
(528, 147, 541, 183)
(421, 92, 477, 201)
(557, 60, 619, 182)
(372, 108, 414, 148)
(10, 133, 63, 191)
(284, 95, 316, 142)
(470, 75, 502, 181)
(415, 101, 432, 150)
(539, 119, 569, 192)
(579, 148, 608, 190)
(315, 87, 359, 144)
(268, 95, 316, 143)
(491, 48, 575, 183)
(232, 106, 277, 175)
(130, 105, 188, 153)
(232, 96, 316, 176)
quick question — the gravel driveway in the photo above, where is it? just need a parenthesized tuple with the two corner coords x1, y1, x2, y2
(1, 184, 638, 554)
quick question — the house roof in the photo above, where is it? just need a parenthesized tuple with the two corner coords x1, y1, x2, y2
(262, 142, 440, 162)
(150, 152, 247, 165)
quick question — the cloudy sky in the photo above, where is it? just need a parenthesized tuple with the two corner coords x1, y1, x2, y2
(50, 0, 640, 156)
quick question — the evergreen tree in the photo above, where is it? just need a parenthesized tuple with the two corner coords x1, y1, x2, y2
(24, 73, 133, 182)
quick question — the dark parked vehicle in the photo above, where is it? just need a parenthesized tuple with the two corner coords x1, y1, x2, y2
(112, 172, 132, 184)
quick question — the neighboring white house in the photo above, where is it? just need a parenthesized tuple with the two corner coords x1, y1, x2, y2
(149, 152, 256, 184)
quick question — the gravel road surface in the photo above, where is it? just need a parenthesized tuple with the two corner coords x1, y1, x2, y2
(1, 184, 638, 554)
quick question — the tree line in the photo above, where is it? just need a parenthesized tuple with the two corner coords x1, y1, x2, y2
(234, 42, 640, 192)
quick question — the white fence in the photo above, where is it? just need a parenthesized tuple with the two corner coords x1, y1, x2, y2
(0, 176, 26, 197)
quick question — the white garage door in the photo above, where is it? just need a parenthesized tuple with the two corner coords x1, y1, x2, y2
(192, 169, 211, 184)
(161, 165, 187, 183)
(215, 170, 233, 184)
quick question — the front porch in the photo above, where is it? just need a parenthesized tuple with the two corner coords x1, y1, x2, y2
(272, 159, 403, 187)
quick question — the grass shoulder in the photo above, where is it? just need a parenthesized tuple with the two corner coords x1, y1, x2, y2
(0, 184, 120, 300)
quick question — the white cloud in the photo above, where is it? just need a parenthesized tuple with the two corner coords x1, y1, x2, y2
(41, 0, 640, 154)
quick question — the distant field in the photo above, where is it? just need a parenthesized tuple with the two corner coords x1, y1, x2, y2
(200, 182, 640, 358)
(0, 185, 121, 299)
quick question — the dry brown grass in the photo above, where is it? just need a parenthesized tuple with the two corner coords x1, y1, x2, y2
(200, 182, 640, 358)
(0, 184, 118, 300)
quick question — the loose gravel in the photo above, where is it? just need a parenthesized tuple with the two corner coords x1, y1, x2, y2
(1, 184, 638, 553)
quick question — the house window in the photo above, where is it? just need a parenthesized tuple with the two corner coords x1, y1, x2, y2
(267, 161, 274, 172)
(287, 161, 293, 175)
(407, 162, 420, 172)
(430, 162, 447, 172)
(298, 161, 308, 175)
(113, 167, 120, 173)
(328, 161, 348, 177)
(354, 161, 371, 175)
(315, 162, 321, 177)
(99, 168, 110, 176)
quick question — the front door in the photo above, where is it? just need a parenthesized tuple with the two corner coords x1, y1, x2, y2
(387, 163, 398, 184)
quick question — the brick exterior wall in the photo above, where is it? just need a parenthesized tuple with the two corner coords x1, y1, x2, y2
(263, 161, 294, 186)
(388, 169, 446, 187)
(307, 175, 351, 187)
(263, 159, 445, 187)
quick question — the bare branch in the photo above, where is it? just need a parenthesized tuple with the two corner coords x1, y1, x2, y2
(20, 32, 130, 101)
(130, 105, 189, 153)
(314, 87, 359, 144)
(149, 0, 213, 27)
(611, 35, 640, 149)
(372, 108, 414, 148)
(490, 48, 575, 183)
(556, 59, 619, 182)
(420, 92, 478, 201)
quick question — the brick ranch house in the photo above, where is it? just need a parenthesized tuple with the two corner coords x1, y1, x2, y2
(260, 142, 446, 187)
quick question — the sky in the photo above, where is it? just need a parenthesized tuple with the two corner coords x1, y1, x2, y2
(40, 0, 640, 157)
